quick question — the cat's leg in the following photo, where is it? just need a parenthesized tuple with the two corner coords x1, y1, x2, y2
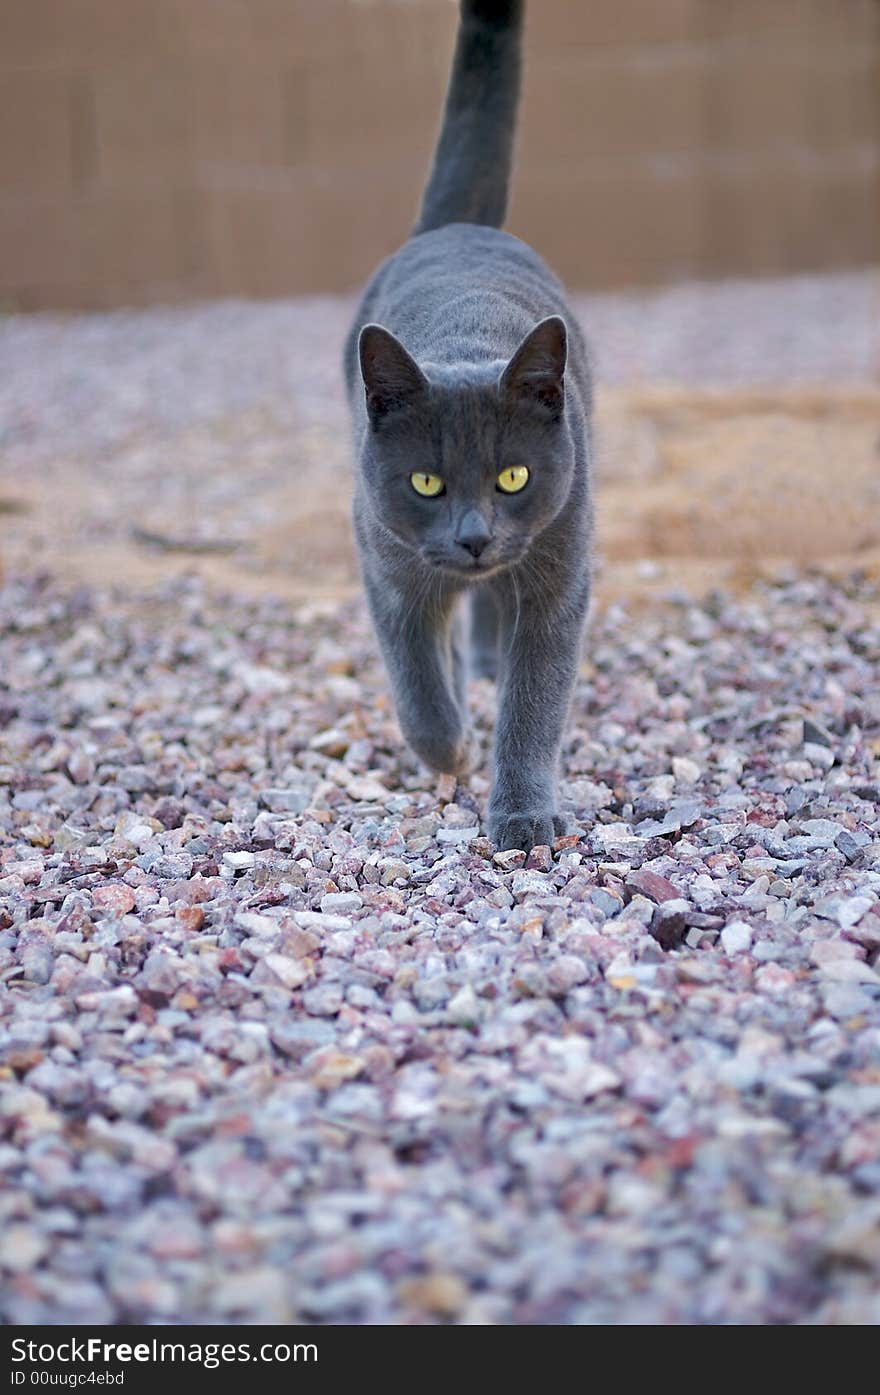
(367, 576, 470, 776)
(470, 585, 500, 680)
(449, 597, 469, 712)
(488, 580, 588, 851)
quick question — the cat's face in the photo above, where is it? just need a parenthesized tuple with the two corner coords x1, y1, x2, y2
(358, 318, 574, 578)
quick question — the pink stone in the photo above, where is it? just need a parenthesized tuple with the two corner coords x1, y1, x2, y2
(625, 869, 679, 903)
(91, 884, 136, 917)
(755, 963, 796, 994)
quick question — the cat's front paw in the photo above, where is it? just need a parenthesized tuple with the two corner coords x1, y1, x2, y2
(489, 809, 566, 853)
(408, 726, 474, 777)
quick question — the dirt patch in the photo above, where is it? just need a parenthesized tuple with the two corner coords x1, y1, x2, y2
(596, 384, 880, 599)
(2, 384, 879, 605)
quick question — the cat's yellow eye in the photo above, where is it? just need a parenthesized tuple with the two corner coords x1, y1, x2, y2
(497, 465, 530, 494)
(410, 472, 445, 498)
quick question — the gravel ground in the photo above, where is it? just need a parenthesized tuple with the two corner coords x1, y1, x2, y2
(1, 567, 879, 1325)
(1, 272, 879, 1325)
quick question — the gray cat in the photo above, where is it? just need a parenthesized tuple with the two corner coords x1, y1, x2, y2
(344, 0, 591, 853)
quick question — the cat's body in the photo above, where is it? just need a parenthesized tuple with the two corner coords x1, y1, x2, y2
(344, 0, 592, 852)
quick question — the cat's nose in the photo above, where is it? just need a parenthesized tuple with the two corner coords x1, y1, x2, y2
(455, 511, 492, 559)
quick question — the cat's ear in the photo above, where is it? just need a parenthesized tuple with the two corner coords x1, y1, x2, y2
(500, 315, 567, 418)
(359, 324, 428, 421)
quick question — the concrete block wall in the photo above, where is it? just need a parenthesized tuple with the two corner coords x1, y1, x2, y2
(0, 0, 877, 307)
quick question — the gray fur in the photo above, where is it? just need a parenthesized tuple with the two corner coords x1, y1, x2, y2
(415, 0, 524, 233)
(344, 0, 592, 852)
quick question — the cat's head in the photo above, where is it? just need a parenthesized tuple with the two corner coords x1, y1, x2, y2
(357, 316, 574, 577)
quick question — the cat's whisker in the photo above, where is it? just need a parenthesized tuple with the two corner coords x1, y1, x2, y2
(508, 567, 522, 655)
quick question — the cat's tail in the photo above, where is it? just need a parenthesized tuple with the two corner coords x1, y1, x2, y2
(414, 0, 525, 235)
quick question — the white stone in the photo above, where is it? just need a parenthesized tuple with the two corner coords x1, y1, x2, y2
(721, 921, 753, 955)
